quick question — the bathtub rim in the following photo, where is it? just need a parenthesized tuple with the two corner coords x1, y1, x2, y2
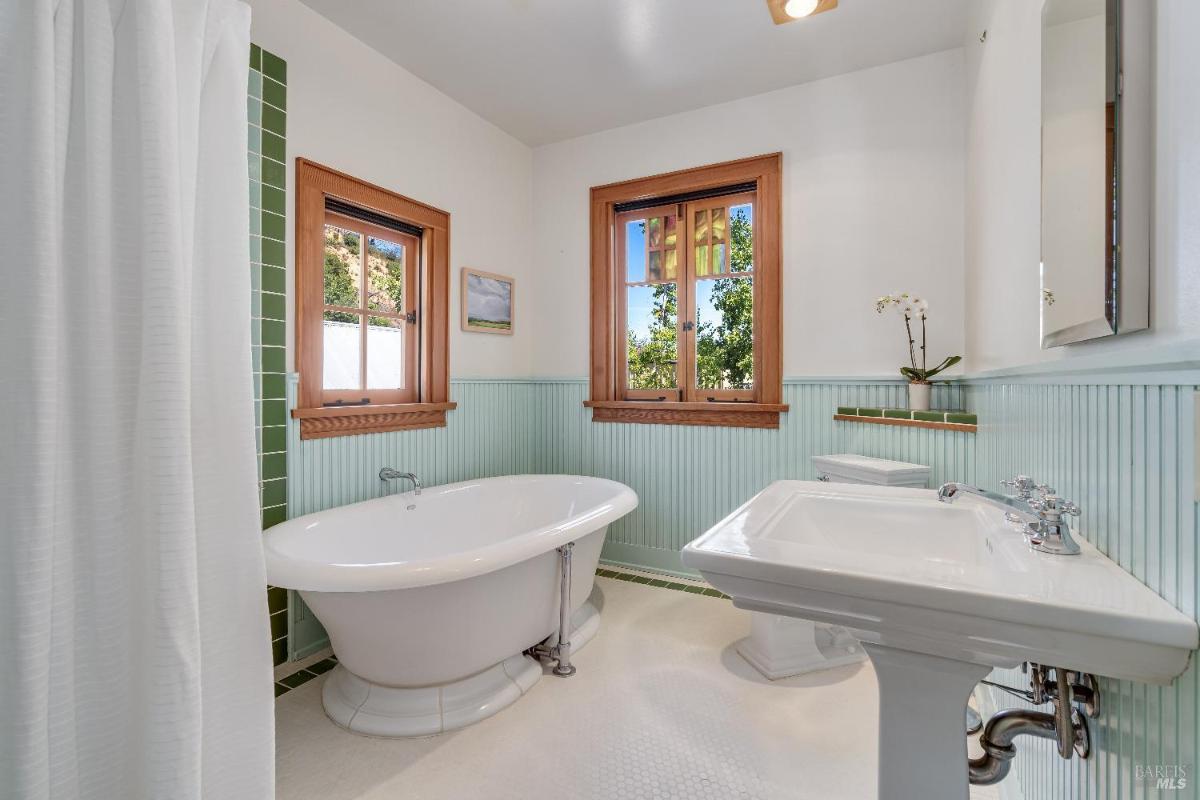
(263, 474, 637, 593)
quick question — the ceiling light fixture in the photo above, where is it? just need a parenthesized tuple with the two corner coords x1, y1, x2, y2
(784, 0, 820, 17)
(767, 0, 838, 25)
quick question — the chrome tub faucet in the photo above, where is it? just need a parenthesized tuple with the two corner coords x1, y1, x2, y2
(379, 468, 422, 495)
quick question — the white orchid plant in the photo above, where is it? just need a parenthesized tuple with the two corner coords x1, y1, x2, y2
(874, 292, 961, 383)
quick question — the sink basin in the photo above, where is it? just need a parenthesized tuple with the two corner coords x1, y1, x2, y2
(683, 480, 1195, 683)
(683, 480, 1198, 799)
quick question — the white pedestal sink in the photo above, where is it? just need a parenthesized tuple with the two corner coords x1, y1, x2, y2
(682, 481, 1198, 800)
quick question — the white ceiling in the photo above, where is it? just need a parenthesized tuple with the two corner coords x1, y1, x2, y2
(296, 0, 969, 146)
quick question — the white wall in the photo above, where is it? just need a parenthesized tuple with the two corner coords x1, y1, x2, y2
(530, 50, 967, 379)
(249, 0, 535, 379)
(964, 0, 1200, 372)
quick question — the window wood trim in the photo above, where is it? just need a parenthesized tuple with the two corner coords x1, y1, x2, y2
(588, 153, 785, 429)
(294, 158, 455, 439)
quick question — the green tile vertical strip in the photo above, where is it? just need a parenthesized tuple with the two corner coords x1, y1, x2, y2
(250, 44, 288, 666)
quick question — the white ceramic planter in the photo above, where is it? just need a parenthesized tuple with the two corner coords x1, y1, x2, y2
(907, 381, 931, 411)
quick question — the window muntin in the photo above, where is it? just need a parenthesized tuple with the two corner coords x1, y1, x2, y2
(616, 193, 757, 403)
(320, 212, 418, 405)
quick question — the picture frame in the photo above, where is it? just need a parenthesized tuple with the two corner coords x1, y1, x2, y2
(461, 268, 514, 335)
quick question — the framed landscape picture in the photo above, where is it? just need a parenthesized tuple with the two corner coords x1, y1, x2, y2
(461, 268, 514, 335)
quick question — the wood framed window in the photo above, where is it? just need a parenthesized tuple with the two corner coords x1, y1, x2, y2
(294, 159, 455, 439)
(587, 153, 785, 428)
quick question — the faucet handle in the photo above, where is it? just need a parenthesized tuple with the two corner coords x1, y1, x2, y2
(1001, 475, 1037, 497)
(1034, 483, 1057, 498)
(1027, 495, 1084, 555)
(1029, 494, 1079, 517)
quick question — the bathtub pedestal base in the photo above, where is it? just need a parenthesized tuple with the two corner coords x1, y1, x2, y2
(324, 600, 601, 738)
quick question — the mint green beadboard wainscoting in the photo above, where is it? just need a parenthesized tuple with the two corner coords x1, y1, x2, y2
(966, 374, 1199, 800)
(534, 379, 976, 574)
(283, 375, 975, 653)
(286, 378, 540, 517)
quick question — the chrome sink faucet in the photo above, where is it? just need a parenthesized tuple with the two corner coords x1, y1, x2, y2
(937, 480, 1082, 555)
(999, 475, 1038, 524)
(379, 467, 422, 495)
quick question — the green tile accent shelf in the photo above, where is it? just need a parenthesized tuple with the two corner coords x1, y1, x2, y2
(835, 406, 978, 433)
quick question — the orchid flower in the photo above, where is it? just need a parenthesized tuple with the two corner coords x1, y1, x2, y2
(873, 290, 960, 383)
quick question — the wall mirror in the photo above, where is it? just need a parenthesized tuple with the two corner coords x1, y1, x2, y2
(1040, 0, 1151, 348)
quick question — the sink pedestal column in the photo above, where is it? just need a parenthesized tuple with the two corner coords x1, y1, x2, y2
(863, 643, 991, 800)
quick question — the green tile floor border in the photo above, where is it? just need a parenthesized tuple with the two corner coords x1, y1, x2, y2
(595, 567, 729, 600)
(274, 656, 337, 699)
(251, 43, 289, 666)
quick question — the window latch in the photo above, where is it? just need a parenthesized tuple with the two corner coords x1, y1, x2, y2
(682, 320, 695, 332)
(405, 310, 418, 324)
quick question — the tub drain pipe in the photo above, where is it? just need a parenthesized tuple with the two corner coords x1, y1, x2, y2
(552, 542, 576, 677)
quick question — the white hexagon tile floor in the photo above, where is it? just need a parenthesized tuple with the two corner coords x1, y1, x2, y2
(275, 572, 1002, 800)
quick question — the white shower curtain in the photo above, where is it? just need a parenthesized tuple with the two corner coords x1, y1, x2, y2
(0, 1, 274, 798)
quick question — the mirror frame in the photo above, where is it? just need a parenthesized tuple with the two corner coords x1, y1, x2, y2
(1040, 0, 1151, 348)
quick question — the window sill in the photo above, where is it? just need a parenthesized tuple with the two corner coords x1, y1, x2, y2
(583, 400, 787, 429)
(292, 402, 457, 440)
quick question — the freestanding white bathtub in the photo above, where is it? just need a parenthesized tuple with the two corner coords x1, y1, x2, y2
(263, 474, 637, 737)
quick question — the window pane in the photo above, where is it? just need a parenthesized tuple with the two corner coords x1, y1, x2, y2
(366, 316, 404, 389)
(711, 208, 726, 243)
(323, 311, 361, 390)
(664, 214, 677, 248)
(648, 216, 662, 248)
(626, 283, 678, 390)
(694, 208, 710, 277)
(663, 214, 678, 279)
(730, 203, 753, 273)
(624, 219, 646, 283)
(324, 225, 361, 308)
(664, 248, 678, 281)
(696, 277, 754, 390)
(648, 250, 663, 282)
(713, 243, 727, 275)
(366, 235, 405, 314)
